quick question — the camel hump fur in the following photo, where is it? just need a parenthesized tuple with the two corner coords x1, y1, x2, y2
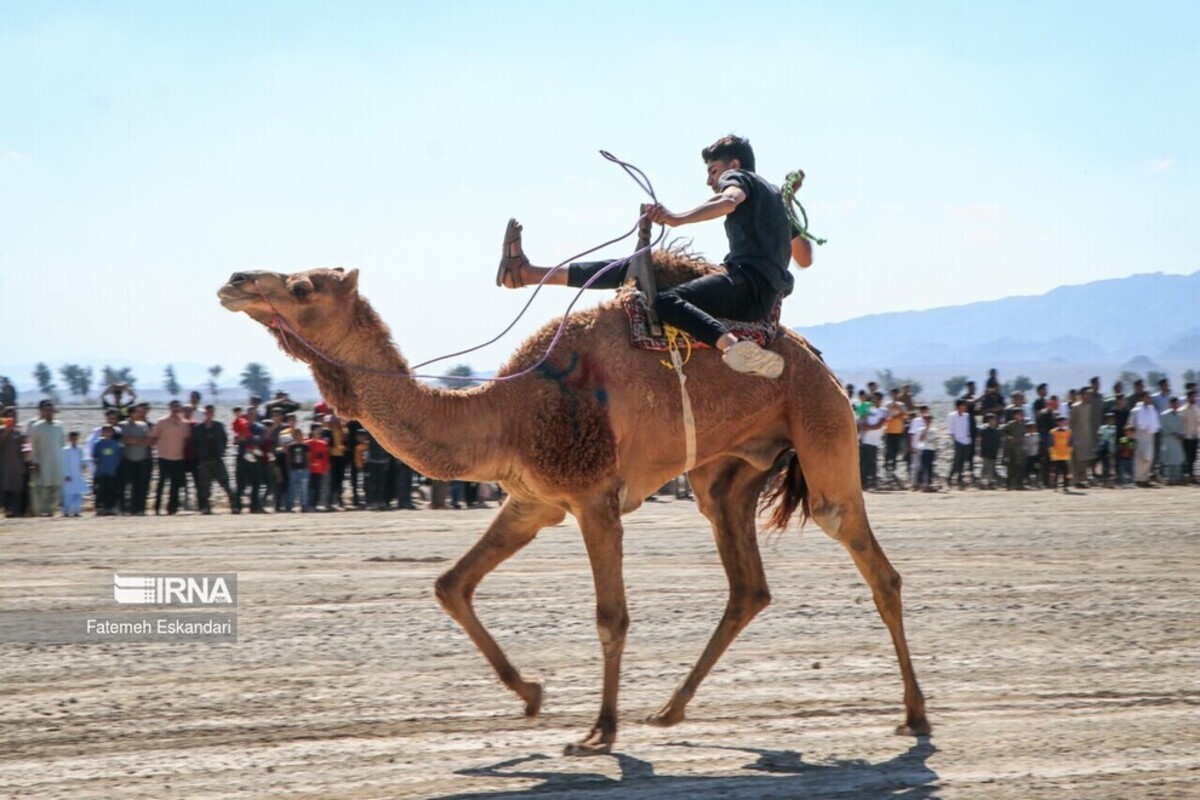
(218, 255, 930, 756)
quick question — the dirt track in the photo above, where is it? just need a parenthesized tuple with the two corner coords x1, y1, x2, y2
(2, 487, 1197, 799)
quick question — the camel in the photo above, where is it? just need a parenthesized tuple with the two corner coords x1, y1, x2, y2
(217, 255, 930, 755)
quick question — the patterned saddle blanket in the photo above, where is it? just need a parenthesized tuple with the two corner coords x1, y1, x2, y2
(619, 289, 782, 352)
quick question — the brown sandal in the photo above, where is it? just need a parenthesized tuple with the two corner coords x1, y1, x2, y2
(495, 218, 529, 288)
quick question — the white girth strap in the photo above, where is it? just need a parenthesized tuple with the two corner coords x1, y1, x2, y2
(667, 345, 697, 472)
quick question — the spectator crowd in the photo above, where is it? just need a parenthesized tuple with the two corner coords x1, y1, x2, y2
(0, 383, 497, 518)
(850, 371, 1199, 493)
(1, 369, 1196, 520)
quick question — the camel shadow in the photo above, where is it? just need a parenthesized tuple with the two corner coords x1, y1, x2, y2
(437, 737, 939, 799)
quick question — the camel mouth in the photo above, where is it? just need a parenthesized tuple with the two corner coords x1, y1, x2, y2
(217, 284, 254, 311)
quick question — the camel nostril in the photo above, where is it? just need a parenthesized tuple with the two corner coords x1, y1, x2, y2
(229, 272, 247, 284)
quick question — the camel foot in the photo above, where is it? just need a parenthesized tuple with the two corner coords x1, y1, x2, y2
(563, 727, 614, 757)
(895, 717, 932, 737)
(517, 679, 543, 717)
(645, 702, 686, 727)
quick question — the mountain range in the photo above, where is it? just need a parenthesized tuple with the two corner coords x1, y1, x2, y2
(792, 270, 1199, 370)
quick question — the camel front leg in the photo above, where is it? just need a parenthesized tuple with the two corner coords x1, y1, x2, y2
(434, 497, 565, 717)
(564, 496, 629, 756)
(648, 458, 772, 727)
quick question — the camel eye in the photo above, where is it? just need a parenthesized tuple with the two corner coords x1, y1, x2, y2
(291, 282, 313, 299)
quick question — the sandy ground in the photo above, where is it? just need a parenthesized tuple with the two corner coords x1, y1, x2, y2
(1, 486, 1197, 799)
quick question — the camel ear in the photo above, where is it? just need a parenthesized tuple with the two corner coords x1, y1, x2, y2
(342, 268, 359, 293)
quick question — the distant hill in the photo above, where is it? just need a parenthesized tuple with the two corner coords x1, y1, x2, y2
(793, 271, 1200, 369)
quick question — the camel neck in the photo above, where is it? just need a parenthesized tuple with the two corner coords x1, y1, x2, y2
(299, 298, 510, 481)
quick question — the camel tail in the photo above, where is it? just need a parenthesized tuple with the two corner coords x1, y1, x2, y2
(760, 451, 810, 532)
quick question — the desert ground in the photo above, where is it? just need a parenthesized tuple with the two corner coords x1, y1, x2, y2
(1, 485, 1197, 799)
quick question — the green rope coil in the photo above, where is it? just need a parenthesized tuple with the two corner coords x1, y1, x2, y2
(781, 169, 827, 246)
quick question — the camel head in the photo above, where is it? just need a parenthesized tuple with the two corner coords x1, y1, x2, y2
(217, 268, 361, 349)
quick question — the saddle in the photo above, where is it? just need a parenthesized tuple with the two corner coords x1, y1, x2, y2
(619, 289, 782, 352)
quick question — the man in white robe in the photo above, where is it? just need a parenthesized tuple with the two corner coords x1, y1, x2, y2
(1131, 391, 1160, 486)
(28, 401, 65, 516)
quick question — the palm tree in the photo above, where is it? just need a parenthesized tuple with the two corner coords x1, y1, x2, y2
(239, 363, 272, 399)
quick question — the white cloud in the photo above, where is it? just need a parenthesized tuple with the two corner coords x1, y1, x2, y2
(1149, 158, 1175, 172)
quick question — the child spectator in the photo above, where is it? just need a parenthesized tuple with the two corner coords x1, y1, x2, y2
(909, 406, 936, 492)
(1049, 415, 1073, 492)
(286, 429, 310, 512)
(92, 425, 123, 515)
(353, 429, 370, 508)
(61, 431, 85, 517)
(1116, 424, 1137, 488)
(979, 413, 1001, 490)
(364, 433, 391, 510)
(308, 424, 331, 511)
(1023, 421, 1040, 488)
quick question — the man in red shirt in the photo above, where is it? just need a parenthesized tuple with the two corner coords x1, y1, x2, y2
(307, 424, 331, 512)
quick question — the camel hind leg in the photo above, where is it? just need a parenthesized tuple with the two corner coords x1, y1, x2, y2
(648, 456, 773, 727)
(434, 496, 565, 717)
(793, 419, 931, 735)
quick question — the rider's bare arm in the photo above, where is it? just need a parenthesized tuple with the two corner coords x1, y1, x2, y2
(646, 186, 746, 227)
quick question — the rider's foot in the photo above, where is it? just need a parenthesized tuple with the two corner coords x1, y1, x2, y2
(496, 218, 530, 289)
(722, 340, 784, 379)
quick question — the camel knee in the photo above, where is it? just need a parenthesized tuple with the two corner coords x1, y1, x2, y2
(595, 607, 630, 651)
(812, 505, 845, 541)
(730, 586, 771, 619)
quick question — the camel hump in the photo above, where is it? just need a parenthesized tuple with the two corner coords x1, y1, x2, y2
(648, 250, 723, 290)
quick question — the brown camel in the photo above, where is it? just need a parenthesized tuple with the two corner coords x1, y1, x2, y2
(217, 255, 930, 755)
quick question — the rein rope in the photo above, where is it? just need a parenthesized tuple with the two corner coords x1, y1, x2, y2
(261, 151, 665, 384)
(781, 169, 827, 246)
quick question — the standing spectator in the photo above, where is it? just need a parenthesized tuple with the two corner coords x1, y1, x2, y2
(152, 400, 190, 515)
(960, 381, 980, 484)
(0, 408, 25, 517)
(61, 431, 86, 517)
(28, 401, 65, 517)
(308, 423, 331, 511)
(326, 414, 348, 509)
(1183, 388, 1199, 483)
(1087, 377, 1105, 481)
(1110, 393, 1131, 442)
(238, 410, 269, 513)
(858, 392, 885, 490)
(909, 405, 935, 492)
(1048, 415, 1073, 492)
(1069, 388, 1096, 488)
(1150, 378, 1171, 478)
(883, 389, 907, 475)
(979, 413, 1001, 490)
(0, 378, 16, 409)
(120, 403, 153, 515)
(393, 456, 417, 510)
(985, 368, 1000, 392)
(1023, 421, 1041, 488)
(1131, 390, 1160, 487)
(92, 425, 123, 514)
(946, 399, 973, 490)
(1159, 397, 1186, 485)
(898, 384, 915, 411)
(1004, 409, 1026, 490)
(1031, 383, 1049, 417)
(979, 382, 1005, 422)
(286, 428, 311, 512)
(352, 428, 369, 507)
(1115, 425, 1137, 488)
(1096, 413, 1117, 487)
(180, 405, 201, 511)
(193, 404, 240, 514)
(231, 407, 251, 509)
(100, 383, 137, 421)
(364, 433, 390, 510)
(1035, 396, 1060, 488)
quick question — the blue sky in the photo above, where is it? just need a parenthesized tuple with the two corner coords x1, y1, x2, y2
(1, 1, 1196, 384)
